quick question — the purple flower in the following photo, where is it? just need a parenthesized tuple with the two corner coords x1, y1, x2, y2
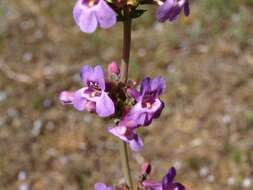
(129, 77, 166, 126)
(59, 65, 115, 117)
(108, 115, 143, 152)
(142, 167, 185, 190)
(95, 183, 115, 190)
(156, 0, 190, 22)
(73, 0, 117, 33)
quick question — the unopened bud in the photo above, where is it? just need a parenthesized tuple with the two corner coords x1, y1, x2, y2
(108, 61, 120, 76)
(141, 162, 152, 175)
(127, 88, 139, 99)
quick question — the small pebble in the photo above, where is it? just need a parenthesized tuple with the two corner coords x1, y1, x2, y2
(154, 22, 164, 32)
(199, 166, 209, 177)
(0, 91, 7, 102)
(207, 175, 215, 182)
(34, 30, 43, 39)
(242, 177, 252, 188)
(43, 98, 52, 108)
(19, 183, 29, 190)
(222, 115, 231, 124)
(22, 52, 33, 62)
(46, 121, 55, 131)
(7, 108, 18, 117)
(173, 161, 182, 170)
(167, 65, 176, 73)
(20, 19, 34, 30)
(227, 177, 236, 186)
(137, 48, 147, 57)
(18, 171, 27, 181)
(31, 119, 43, 136)
(83, 115, 92, 124)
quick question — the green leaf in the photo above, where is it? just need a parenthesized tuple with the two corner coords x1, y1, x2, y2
(130, 9, 147, 19)
(117, 9, 147, 22)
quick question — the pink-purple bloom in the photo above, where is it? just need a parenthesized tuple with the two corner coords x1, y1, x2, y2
(59, 65, 115, 117)
(156, 0, 190, 22)
(73, 0, 117, 33)
(142, 167, 185, 190)
(129, 77, 165, 126)
(95, 183, 115, 190)
(108, 115, 143, 152)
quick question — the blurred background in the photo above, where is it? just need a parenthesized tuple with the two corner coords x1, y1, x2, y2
(0, 0, 253, 189)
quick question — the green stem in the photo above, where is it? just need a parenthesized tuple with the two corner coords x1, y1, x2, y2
(119, 18, 133, 189)
(120, 140, 133, 189)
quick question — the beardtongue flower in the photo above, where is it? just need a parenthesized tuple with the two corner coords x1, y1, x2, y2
(95, 183, 115, 190)
(128, 76, 166, 126)
(156, 0, 190, 22)
(108, 115, 143, 152)
(142, 167, 185, 190)
(59, 65, 115, 117)
(73, 0, 117, 33)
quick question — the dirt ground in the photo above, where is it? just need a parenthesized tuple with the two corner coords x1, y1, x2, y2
(0, 0, 253, 190)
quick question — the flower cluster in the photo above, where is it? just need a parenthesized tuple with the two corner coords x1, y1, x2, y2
(59, 0, 191, 188)
(60, 63, 165, 151)
(73, 0, 190, 33)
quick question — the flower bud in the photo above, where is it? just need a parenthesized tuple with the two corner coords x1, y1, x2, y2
(108, 61, 120, 76)
(141, 162, 152, 175)
(127, 88, 139, 99)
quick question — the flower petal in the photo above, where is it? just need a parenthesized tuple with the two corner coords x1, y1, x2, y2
(162, 167, 176, 187)
(71, 88, 88, 111)
(95, 183, 107, 190)
(79, 10, 98, 33)
(73, 0, 83, 26)
(95, 91, 115, 117)
(140, 77, 151, 95)
(129, 102, 151, 126)
(153, 100, 164, 119)
(184, 0, 190, 16)
(95, 0, 117, 29)
(108, 126, 128, 142)
(80, 65, 93, 85)
(173, 183, 186, 190)
(59, 91, 75, 104)
(156, 0, 174, 22)
(129, 134, 143, 152)
(142, 180, 162, 190)
(93, 65, 106, 90)
(151, 76, 166, 96)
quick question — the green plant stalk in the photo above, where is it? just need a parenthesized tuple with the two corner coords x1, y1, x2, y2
(119, 18, 133, 189)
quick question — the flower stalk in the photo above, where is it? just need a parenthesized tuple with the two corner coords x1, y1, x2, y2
(119, 17, 134, 189)
(120, 18, 132, 84)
